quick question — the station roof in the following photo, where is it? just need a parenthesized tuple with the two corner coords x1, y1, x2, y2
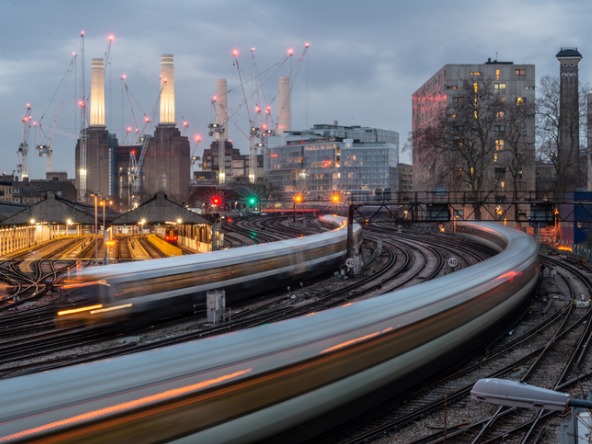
(0, 192, 96, 226)
(111, 192, 210, 226)
(0, 202, 27, 222)
(0, 192, 209, 227)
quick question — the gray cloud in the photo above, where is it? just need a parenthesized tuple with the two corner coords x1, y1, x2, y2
(1, 0, 591, 178)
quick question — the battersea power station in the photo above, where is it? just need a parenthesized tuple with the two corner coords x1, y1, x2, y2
(75, 54, 191, 211)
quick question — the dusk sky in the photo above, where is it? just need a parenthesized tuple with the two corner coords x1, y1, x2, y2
(2, 0, 591, 179)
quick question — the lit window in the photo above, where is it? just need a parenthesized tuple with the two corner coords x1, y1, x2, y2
(495, 139, 504, 150)
(516, 96, 526, 105)
(514, 68, 526, 77)
(495, 69, 501, 80)
(493, 153, 498, 163)
(494, 83, 506, 94)
(447, 113, 457, 119)
(446, 85, 458, 90)
(470, 71, 481, 77)
(496, 111, 505, 118)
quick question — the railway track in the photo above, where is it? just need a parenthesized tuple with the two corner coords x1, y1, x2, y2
(326, 253, 592, 443)
(0, 222, 495, 380)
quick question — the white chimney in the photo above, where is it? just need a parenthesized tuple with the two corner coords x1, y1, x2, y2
(278, 76, 291, 134)
(89, 58, 105, 127)
(215, 79, 228, 141)
(159, 54, 175, 125)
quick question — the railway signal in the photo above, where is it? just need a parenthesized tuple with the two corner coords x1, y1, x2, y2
(211, 195, 222, 207)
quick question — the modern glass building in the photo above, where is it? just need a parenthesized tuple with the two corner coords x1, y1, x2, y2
(264, 123, 399, 202)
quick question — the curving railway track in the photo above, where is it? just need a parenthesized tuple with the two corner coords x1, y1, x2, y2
(329, 252, 592, 443)
(0, 219, 497, 381)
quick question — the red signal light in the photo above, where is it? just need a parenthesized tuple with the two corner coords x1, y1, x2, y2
(211, 196, 221, 206)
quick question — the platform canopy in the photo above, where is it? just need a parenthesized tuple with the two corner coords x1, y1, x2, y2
(0, 192, 96, 226)
(112, 192, 210, 226)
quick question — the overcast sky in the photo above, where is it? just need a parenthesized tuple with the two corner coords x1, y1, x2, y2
(2, 0, 591, 179)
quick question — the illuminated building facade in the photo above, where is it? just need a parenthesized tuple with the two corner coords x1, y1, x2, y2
(264, 123, 399, 201)
(76, 54, 190, 209)
(412, 60, 536, 194)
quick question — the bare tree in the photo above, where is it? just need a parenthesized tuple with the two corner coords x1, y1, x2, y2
(503, 98, 536, 200)
(413, 77, 537, 220)
(414, 78, 504, 196)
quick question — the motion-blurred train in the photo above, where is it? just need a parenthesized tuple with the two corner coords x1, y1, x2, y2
(56, 215, 362, 326)
(0, 222, 540, 443)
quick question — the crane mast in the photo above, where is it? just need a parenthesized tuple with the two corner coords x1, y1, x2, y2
(78, 30, 88, 202)
(16, 103, 32, 180)
(36, 142, 53, 173)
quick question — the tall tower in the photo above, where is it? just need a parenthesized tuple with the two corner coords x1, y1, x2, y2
(278, 76, 291, 134)
(79, 56, 111, 199)
(141, 54, 190, 205)
(89, 58, 105, 127)
(215, 79, 229, 184)
(160, 54, 175, 125)
(556, 48, 583, 192)
(215, 79, 228, 141)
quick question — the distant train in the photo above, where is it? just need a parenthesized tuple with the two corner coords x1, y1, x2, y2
(164, 226, 178, 245)
(0, 222, 540, 443)
(56, 215, 362, 326)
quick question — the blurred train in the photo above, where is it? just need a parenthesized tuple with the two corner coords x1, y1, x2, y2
(0, 222, 540, 443)
(56, 215, 362, 326)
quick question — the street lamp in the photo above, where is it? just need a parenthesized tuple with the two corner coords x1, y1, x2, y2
(66, 218, 72, 236)
(29, 218, 35, 247)
(90, 193, 99, 263)
(100, 199, 111, 263)
(471, 378, 592, 411)
(293, 194, 303, 222)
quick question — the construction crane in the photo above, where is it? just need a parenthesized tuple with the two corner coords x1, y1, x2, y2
(227, 45, 308, 184)
(16, 103, 32, 180)
(36, 53, 77, 175)
(125, 80, 165, 208)
(190, 134, 203, 182)
(128, 135, 150, 208)
(78, 30, 88, 202)
(289, 42, 310, 93)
